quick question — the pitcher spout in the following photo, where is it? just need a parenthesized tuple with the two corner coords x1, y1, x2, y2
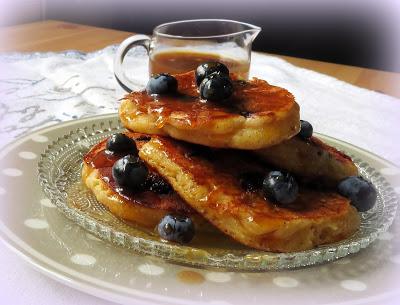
(238, 22, 261, 46)
(245, 24, 261, 41)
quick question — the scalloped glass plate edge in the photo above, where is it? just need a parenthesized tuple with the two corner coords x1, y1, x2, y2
(37, 116, 399, 271)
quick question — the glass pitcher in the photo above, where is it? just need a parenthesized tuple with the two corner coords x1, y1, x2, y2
(114, 19, 261, 92)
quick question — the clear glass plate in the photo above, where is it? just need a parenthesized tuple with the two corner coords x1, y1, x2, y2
(38, 118, 399, 271)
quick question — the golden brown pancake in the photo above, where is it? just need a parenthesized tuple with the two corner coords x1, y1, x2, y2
(254, 136, 358, 186)
(119, 71, 300, 149)
(82, 133, 210, 230)
(139, 136, 360, 252)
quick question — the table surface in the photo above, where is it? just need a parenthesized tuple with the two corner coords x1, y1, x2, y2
(0, 19, 399, 99)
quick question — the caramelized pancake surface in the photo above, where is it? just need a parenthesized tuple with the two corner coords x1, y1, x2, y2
(82, 133, 209, 229)
(255, 136, 358, 186)
(139, 136, 360, 252)
(120, 71, 300, 149)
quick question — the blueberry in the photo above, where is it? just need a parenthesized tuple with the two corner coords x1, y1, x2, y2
(146, 73, 177, 95)
(199, 73, 233, 101)
(239, 172, 264, 192)
(263, 171, 299, 205)
(146, 173, 172, 194)
(298, 120, 313, 139)
(157, 214, 195, 244)
(337, 176, 377, 212)
(195, 62, 230, 86)
(106, 133, 138, 155)
(112, 155, 148, 190)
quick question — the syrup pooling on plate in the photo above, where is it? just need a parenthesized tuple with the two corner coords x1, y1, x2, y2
(126, 71, 297, 128)
(39, 117, 398, 269)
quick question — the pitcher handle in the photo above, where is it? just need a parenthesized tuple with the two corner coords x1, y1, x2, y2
(114, 34, 151, 92)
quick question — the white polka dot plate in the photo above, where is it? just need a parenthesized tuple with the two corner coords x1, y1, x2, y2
(1, 114, 400, 305)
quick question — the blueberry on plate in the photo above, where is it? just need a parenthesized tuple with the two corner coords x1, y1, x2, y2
(157, 214, 195, 244)
(112, 155, 148, 190)
(106, 133, 138, 155)
(146, 73, 178, 95)
(195, 62, 230, 86)
(337, 176, 377, 212)
(298, 120, 313, 139)
(199, 73, 233, 101)
(239, 171, 264, 192)
(263, 171, 299, 205)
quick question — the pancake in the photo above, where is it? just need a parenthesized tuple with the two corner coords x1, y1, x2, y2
(119, 71, 300, 149)
(254, 135, 358, 186)
(82, 133, 210, 230)
(139, 136, 360, 252)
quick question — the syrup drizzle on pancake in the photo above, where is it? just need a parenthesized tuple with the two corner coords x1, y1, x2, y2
(126, 72, 295, 128)
(83, 133, 196, 214)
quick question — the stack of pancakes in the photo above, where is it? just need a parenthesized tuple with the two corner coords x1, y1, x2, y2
(82, 70, 360, 252)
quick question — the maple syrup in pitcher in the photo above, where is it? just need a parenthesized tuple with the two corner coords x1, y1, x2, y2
(114, 19, 260, 92)
(149, 50, 250, 79)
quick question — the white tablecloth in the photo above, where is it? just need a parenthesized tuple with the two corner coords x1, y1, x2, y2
(0, 46, 399, 305)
